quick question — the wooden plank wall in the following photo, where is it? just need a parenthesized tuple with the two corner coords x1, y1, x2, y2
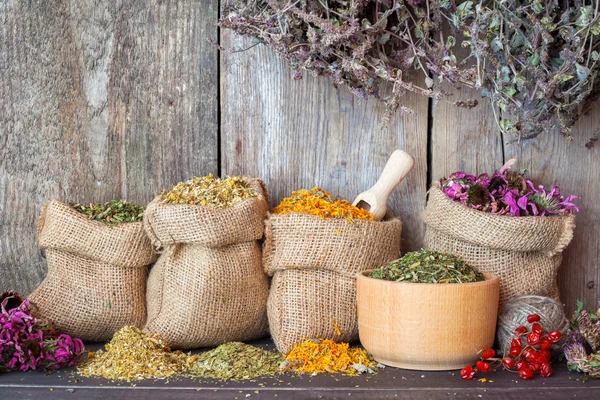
(0, 0, 598, 314)
(0, 0, 219, 294)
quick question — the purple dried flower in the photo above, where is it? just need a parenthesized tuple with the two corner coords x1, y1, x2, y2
(441, 161, 579, 217)
(1, 291, 85, 372)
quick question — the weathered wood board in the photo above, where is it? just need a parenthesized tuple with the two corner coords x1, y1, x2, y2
(0, 1, 598, 315)
(220, 32, 429, 253)
(0, 0, 218, 295)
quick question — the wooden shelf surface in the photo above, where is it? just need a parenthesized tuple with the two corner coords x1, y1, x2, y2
(1, 339, 598, 399)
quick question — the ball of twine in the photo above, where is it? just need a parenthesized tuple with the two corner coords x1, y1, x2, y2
(496, 296, 569, 354)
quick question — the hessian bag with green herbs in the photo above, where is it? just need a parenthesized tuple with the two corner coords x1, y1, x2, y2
(29, 200, 156, 341)
(142, 178, 269, 349)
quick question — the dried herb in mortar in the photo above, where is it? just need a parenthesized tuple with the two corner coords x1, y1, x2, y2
(77, 326, 196, 381)
(273, 187, 374, 222)
(188, 342, 283, 381)
(281, 338, 380, 376)
(370, 249, 484, 284)
(71, 200, 144, 224)
(160, 174, 260, 208)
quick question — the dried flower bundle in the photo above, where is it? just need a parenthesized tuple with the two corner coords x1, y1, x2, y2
(220, 0, 452, 115)
(0, 291, 84, 372)
(221, 1, 600, 144)
(188, 342, 284, 381)
(281, 338, 380, 375)
(273, 187, 374, 221)
(441, 0, 600, 141)
(441, 159, 579, 216)
(71, 200, 144, 224)
(370, 249, 484, 283)
(160, 175, 260, 208)
(563, 300, 600, 378)
(78, 326, 197, 381)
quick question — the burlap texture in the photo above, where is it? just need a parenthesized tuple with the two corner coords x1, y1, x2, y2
(143, 178, 269, 349)
(37, 200, 156, 266)
(29, 200, 155, 341)
(143, 179, 268, 251)
(423, 184, 575, 304)
(264, 213, 402, 353)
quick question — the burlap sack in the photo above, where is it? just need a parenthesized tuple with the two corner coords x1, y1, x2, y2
(29, 200, 156, 341)
(423, 184, 575, 305)
(264, 213, 402, 353)
(143, 178, 269, 349)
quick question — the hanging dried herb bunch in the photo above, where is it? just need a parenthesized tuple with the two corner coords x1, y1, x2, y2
(71, 200, 144, 224)
(220, 0, 461, 115)
(160, 174, 260, 208)
(369, 249, 484, 283)
(221, 0, 600, 144)
(439, 0, 600, 141)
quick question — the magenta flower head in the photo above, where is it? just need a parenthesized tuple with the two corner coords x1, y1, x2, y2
(440, 161, 579, 217)
(1, 291, 85, 371)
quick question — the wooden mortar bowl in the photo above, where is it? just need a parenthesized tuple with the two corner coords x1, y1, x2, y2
(357, 271, 500, 371)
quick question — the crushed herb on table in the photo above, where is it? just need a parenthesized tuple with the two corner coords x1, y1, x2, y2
(160, 174, 259, 207)
(71, 200, 144, 224)
(273, 187, 374, 222)
(281, 339, 380, 376)
(188, 342, 283, 381)
(370, 249, 484, 284)
(77, 326, 196, 381)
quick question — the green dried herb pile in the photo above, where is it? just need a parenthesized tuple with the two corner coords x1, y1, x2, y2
(77, 326, 197, 381)
(71, 200, 144, 224)
(187, 342, 283, 381)
(370, 249, 484, 284)
(160, 174, 260, 208)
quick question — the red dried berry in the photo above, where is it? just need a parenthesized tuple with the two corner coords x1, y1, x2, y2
(511, 337, 523, 348)
(461, 366, 476, 380)
(510, 346, 522, 357)
(537, 350, 551, 364)
(503, 356, 515, 369)
(527, 332, 541, 345)
(527, 314, 541, 323)
(538, 337, 552, 350)
(541, 363, 553, 378)
(515, 360, 528, 371)
(515, 326, 528, 335)
(519, 367, 534, 380)
(482, 349, 496, 360)
(532, 323, 544, 335)
(548, 331, 562, 343)
(529, 362, 540, 372)
(526, 350, 539, 363)
(476, 361, 491, 373)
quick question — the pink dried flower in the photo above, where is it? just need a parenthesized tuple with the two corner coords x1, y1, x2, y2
(440, 161, 579, 217)
(0, 291, 84, 372)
